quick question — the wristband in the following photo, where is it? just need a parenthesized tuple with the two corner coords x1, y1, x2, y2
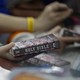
(27, 17, 34, 32)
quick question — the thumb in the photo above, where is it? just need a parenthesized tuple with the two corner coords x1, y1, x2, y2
(0, 42, 15, 52)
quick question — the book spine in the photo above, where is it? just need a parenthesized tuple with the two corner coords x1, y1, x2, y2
(13, 41, 60, 57)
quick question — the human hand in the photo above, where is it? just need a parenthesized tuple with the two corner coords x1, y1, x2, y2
(35, 2, 72, 32)
(0, 42, 25, 61)
(45, 26, 80, 51)
(0, 42, 15, 60)
(46, 26, 80, 42)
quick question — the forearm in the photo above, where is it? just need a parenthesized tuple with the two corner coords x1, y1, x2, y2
(0, 13, 28, 32)
(0, 13, 43, 33)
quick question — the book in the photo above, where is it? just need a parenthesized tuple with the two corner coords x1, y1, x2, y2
(10, 34, 60, 58)
(60, 28, 80, 37)
(25, 53, 70, 67)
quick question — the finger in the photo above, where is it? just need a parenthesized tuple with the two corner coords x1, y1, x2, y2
(47, 2, 69, 12)
(0, 42, 15, 52)
(59, 37, 80, 43)
(4, 52, 25, 61)
(55, 9, 72, 21)
(2, 52, 15, 60)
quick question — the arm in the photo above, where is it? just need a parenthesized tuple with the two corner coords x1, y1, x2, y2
(0, 13, 28, 32)
(0, 2, 72, 33)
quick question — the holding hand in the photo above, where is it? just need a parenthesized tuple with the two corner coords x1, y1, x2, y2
(0, 42, 15, 60)
(0, 42, 25, 61)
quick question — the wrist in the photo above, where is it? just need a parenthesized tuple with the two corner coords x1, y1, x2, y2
(34, 18, 47, 32)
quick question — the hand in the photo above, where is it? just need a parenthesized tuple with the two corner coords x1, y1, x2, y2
(0, 42, 15, 60)
(0, 42, 25, 61)
(45, 26, 80, 52)
(48, 26, 80, 43)
(35, 2, 72, 32)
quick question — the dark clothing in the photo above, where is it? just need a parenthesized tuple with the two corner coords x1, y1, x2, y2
(0, 0, 10, 14)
